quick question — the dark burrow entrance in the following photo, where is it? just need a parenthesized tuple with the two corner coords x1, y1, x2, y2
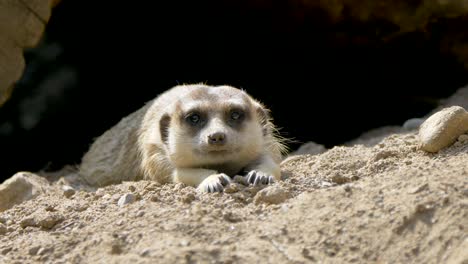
(1, 0, 467, 180)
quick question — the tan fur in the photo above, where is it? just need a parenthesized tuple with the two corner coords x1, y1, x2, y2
(79, 84, 286, 192)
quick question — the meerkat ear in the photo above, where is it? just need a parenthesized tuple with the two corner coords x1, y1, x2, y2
(255, 104, 271, 136)
(159, 114, 171, 144)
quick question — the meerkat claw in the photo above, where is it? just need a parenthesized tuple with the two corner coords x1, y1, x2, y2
(246, 170, 275, 186)
(198, 173, 231, 193)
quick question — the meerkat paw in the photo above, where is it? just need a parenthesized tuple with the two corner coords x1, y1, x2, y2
(245, 170, 275, 186)
(197, 173, 231, 193)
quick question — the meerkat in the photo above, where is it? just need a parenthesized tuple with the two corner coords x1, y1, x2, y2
(79, 84, 287, 192)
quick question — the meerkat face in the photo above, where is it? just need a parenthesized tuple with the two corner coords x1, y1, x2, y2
(163, 85, 266, 168)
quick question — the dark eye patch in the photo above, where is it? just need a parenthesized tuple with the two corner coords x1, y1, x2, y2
(226, 107, 249, 129)
(182, 109, 207, 128)
(229, 109, 244, 121)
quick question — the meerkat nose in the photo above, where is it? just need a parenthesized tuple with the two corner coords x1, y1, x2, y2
(208, 132, 226, 145)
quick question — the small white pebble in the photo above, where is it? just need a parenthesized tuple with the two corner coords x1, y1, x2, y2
(62, 185, 76, 198)
(117, 193, 135, 207)
(140, 248, 151, 257)
(136, 211, 145, 217)
(95, 188, 106, 197)
(179, 240, 190, 247)
(403, 118, 425, 130)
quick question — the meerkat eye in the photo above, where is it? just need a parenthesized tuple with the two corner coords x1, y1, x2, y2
(230, 110, 244, 121)
(186, 113, 200, 125)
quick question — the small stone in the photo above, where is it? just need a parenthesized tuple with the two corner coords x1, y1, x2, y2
(62, 185, 76, 198)
(136, 211, 145, 217)
(180, 240, 190, 247)
(140, 248, 151, 257)
(458, 134, 468, 142)
(463, 189, 468, 197)
(224, 183, 242, 193)
(95, 188, 106, 197)
(45, 205, 56, 212)
(222, 211, 241, 222)
(419, 106, 468, 152)
(0, 223, 7, 235)
(38, 213, 64, 229)
(1, 247, 12, 255)
(20, 217, 37, 228)
(0, 172, 49, 211)
(301, 248, 316, 261)
(128, 185, 136, 192)
(29, 246, 41, 255)
(150, 195, 159, 202)
(288, 141, 327, 156)
(403, 118, 425, 130)
(415, 202, 434, 213)
(173, 183, 185, 191)
(181, 193, 196, 204)
(117, 193, 135, 207)
(233, 176, 247, 185)
(37, 247, 48, 255)
(408, 183, 429, 194)
(110, 243, 122, 255)
(253, 185, 289, 205)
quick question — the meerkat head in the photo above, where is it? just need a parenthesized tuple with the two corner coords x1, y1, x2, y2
(159, 85, 270, 168)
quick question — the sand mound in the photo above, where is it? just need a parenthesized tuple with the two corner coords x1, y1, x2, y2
(0, 129, 467, 263)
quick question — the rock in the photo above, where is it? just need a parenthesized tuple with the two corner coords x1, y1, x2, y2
(0, 223, 7, 235)
(288, 142, 327, 156)
(233, 175, 247, 185)
(222, 211, 241, 222)
(62, 185, 76, 198)
(403, 118, 425, 130)
(38, 213, 64, 229)
(419, 106, 468, 152)
(140, 248, 151, 257)
(136, 210, 145, 217)
(20, 213, 64, 229)
(20, 217, 37, 228)
(254, 185, 289, 205)
(1, 247, 12, 255)
(110, 243, 122, 255)
(117, 193, 135, 207)
(0, 0, 56, 105)
(95, 188, 106, 197)
(0, 172, 49, 211)
(408, 183, 429, 194)
(28, 246, 41, 256)
(224, 183, 243, 193)
(180, 193, 196, 204)
(458, 134, 468, 142)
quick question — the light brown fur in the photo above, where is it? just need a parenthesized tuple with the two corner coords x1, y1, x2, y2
(79, 84, 286, 192)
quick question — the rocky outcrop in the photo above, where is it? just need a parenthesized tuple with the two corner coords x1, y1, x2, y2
(0, 0, 57, 106)
(0, 172, 49, 212)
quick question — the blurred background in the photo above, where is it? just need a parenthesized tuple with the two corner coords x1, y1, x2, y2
(1, 0, 467, 180)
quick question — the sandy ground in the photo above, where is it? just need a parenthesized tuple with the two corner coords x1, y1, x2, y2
(1, 87, 467, 264)
(0, 130, 466, 263)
